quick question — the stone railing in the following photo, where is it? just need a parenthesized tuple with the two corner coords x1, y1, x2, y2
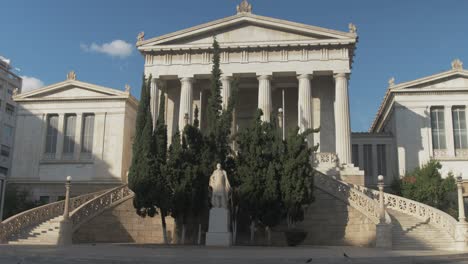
(353, 185, 458, 239)
(70, 185, 133, 231)
(314, 172, 391, 225)
(0, 190, 104, 243)
(314, 152, 338, 168)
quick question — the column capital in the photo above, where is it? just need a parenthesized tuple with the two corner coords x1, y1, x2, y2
(180, 77, 194, 83)
(333, 72, 350, 79)
(257, 75, 272, 81)
(220, 75, 233, 81)
(297, 73, 313, 80)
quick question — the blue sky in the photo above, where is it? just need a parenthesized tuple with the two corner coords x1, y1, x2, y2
(1, 0, 467, 131)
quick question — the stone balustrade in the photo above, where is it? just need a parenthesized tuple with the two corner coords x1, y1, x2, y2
(70, 185, 133, 231)
(0, 190, 104, 243)
(314, 171, 391, 225)
(353, 184, 459, 240)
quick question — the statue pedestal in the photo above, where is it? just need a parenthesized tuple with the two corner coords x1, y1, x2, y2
(206, 208, 232, 246)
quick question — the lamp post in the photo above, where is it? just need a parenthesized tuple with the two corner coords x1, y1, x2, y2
(457, 175, 466, 223)
(377, 175, 385, 223)
(278, 108, 284, 141)
(63, 176, 72, 221)
(58, 176, 72, 246)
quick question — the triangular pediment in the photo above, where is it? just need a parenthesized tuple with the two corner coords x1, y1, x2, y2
(15, 80, 129, 101)
(138, 13, 356, 49)
(392, 70, 468, 91)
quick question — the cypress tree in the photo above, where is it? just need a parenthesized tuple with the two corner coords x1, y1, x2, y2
(280, 127, 316, 228)
(128, 75, 155, 216)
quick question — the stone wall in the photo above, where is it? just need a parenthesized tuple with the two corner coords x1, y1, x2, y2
(73, 198, 175, 244)
(73, 188, 376, 246)
(298, 188, 376, 246)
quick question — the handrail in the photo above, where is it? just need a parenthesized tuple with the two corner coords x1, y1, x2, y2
(314, 171, 392, 225)
(70, 184, 133, 232)
(0, 189, 105, 243)
(351, 184, 458, 239)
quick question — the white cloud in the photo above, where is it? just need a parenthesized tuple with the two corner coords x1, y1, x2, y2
(81, 40, 133, 58)
(21, 76, 45, 92)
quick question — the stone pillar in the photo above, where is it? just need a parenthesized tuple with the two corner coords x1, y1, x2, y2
(220, 75, 233, 110)
(73, 114, 83, 160)
(455, 176, 468, 250)
(334, 73, 352, 165)
(297, 74, 313, 130)
(58, 176, 72, 246)
(56, 114, 65, 160)
(150, 78, 160, 130)
(178, 77, 194, 131)
(457, 176, 466, 222)
(445, 106, 455, 157)
(257, 75, 272, 122)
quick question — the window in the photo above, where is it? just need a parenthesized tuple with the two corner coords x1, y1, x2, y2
(452, 107, 468, 150)
(63, 114, 76, 157)
(431, 107, 446, 150)
(352, 144, 359, 167)
(1, 145, 10, 157)
(5, 104, 14, 116)
(0, 166, 8, 176)
(7, 89, 12, 98)
(57, 196, 65, 201)
(377, 144, 387, 176)
(45, 114, 59, 158)
(363, 144, 373, 177)
(81, 114, 95, 157)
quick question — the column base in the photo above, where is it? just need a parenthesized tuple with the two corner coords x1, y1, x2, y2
(454, 223, 468, 251)
(206, 232, 232, 247)
(57, 218, 72, 246)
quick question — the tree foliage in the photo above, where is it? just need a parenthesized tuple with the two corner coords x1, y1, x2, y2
(280, 127, 316, 227)
(235, 110, 283, 229)
(393, 160, 457, 217)
(128, 75, 157, 216)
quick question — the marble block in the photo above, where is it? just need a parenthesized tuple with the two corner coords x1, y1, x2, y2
(206, 208, 232, 246)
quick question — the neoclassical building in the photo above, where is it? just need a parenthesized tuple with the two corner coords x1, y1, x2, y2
(9, 72, 137, 203)
(137, 0, 363, 183)
(351, 60, 468, 194)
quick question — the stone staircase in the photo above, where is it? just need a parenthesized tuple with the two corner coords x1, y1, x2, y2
(388, 209, 455, 250)
(8, 216, 62, 245)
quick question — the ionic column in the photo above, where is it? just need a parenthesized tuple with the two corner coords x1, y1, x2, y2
(178, 77, 194, 131)
(220, 75, 233, 110)
(150, 78, 160, 130)
(334, 73, 352, 165)
(297, 74, 313, 134)
(257, 75, 272, 122)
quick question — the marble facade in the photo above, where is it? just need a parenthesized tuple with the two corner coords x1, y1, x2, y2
(137, 2, 363, 181)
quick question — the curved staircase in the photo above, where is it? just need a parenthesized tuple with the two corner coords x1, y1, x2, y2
(389, 209, 455, 250)
(0, 185, 132, 245)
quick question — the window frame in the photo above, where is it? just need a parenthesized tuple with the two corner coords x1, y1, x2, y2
(430, 107, 447, 150)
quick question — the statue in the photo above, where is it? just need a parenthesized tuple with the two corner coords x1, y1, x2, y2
(209, 163, 231, 208)
(388, 77, 395, 87)
(236, 0, 252, 14)
(67, 71, 76, 81)
(12, 88, 19, 96)
(348, 23, 357, 34)
(206, 163, 232, 246)
(125, 84, 131, 94)
(452, 59, 463, 70)
(137, 31, 145, 42)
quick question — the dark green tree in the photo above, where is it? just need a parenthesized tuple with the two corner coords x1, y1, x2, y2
(280, 127, 316, 228)
(152, 91, 172, 244)
(235, 109, 283, 243)
(394, 160, 457, 217)
(128, 75, 156, 217)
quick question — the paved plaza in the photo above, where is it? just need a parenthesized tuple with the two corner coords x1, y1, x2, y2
(0, 244, 467, 264)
